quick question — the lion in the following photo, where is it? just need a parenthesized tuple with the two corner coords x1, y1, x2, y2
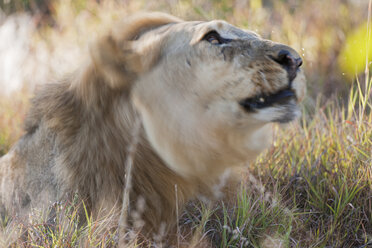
(0, 12, 305, 240)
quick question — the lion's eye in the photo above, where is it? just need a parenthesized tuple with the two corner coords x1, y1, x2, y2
(203, 31, 222, 45)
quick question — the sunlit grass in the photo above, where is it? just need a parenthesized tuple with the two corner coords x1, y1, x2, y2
(184, 74, 371, 247)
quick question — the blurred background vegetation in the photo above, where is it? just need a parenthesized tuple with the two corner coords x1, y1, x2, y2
(0, 1, 371, 247)
(1, 0, 370, 153)
(0, 0, 370, 97)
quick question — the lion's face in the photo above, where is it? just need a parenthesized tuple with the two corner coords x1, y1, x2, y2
(129, 17, 306, 178)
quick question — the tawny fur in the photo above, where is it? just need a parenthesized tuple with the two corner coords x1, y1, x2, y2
(0, 12, 306, 239)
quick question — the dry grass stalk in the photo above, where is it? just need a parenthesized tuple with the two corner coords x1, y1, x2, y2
(118, 115, 141, 247)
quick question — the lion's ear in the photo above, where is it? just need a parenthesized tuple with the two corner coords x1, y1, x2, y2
(90, 12, 182, 90)
(90, 34, 140, 89)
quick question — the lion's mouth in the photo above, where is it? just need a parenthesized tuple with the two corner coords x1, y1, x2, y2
(239, 87, 296, 112)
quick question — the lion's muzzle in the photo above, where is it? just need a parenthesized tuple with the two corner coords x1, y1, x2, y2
(238, 43, 304, 123)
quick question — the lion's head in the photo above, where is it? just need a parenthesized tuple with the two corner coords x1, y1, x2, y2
(90, 13, 306, 179)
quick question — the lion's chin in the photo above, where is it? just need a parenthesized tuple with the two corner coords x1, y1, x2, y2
(271, 103, 301, 123)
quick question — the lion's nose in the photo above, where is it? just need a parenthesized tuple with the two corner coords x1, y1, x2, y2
(271, 49, 302, 82)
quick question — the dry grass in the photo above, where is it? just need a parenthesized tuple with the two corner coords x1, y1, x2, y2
(0, 90, 29, 156)
(0, 0, 371, 247)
